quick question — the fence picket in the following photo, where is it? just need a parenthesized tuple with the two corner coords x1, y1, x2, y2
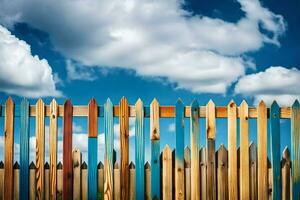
(200, 147, 207, 199)
(228, 100, 238, 199)
(114, 162, 120, 200)
(81, 162, 88, 200)
(239, 100, 250, 200)
(270, 101, 281, 200)
(120, 97, 129, 200)
(135, 98, 145, 200)
(44, 163, 50, 200)
(49, 99, 58, 200)
(129, 162, 135, 200)
(29, 162, 36, 200)
(150, 98, 160, 199)
(73, 149, 81, 200)
(190, 99, 200, 200)
(249, 142, 257, 200)
(281, 147, 291, 200)
(144, 162, 151, 200)
(257, 101, 268, 199)
(4, 98, 14, 200)
(57, 162, 63, 199)
(36, 98, 45, 200)
(20, 98, 29, 200)
(206, 100, 216, 200)
(162, 145, 172, 199)
(0, 161, 3, 199)
(175, 98, 185, 200)
(104, 98, 114, 200)
(184, 147, 191, 200)
(88, 98, 98, 199)
(63, 99, 73, 199)
(98, 162, 104, 199)
(14, 162, 20, 200)
(217, 145, 228, 200)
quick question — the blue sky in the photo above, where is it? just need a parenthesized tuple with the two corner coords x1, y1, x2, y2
(0, 0, 299, 162)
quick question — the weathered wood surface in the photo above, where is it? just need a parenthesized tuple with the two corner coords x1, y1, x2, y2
(98, 162, 104, 199)
(281, 148, 291, 200)
(239, 100, 250, 200)
(184, 147, 191, 200)
(129, 162, 135, 200)
(150, 98, 160, 199)
(14, 162, 20, 200)
(36, 99, 45, 200)
(63, 100, 73, 200)
(73, 149, 81, 200)
(49, 99, 58, 200)
(120, 97, 129, 200)
(104, 99, 114, 200)
(291, 100, 300, 199)
(270, 101, 281, 200)
(88, 98, 98, 199)
(44, 163, 50, 200)
(29, 162, 36, 200)
(217, 145, 228, 200)
(228, 100, 238, 199)
(20, 98, 30, 200)
(114, 162, 120, 200)
(249, 143, 258, 200)
(0, 161, 4, 200)
(4, 98, 14, 200)
(57, 162, 63, 200)
(144, 162, 151, 200)
(135, 99, 145, 200)
(257, 101, 268, 200)
(200, 148, 207, 200)
(162, 145, 172, 200)
(190, 99, 200, 200)
(206, 100, 216, 200)
(81, 162, 87, 200)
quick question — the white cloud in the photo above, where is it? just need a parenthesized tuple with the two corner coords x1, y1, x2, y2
(0, 0, 285, 94)
(0, 25, 62, 97)
(235, 66, 300, 106)
(66, 59, 97, 81)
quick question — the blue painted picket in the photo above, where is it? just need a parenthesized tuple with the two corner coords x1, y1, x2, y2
(291, 100, 300, 200)
(135, 99, 145, 199)
(20, 98, 29, 200)
(270, 101, 281, 200)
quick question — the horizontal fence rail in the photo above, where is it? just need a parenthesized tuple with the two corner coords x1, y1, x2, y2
(0, 97, 299, 200)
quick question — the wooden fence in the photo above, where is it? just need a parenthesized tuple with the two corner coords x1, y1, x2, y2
(0, 97, 299, 200)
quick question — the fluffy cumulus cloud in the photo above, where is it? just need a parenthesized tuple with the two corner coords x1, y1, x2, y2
(235, 67, 300, 106)
(0, 0, 285, 94)
(0, 25, 62, 97)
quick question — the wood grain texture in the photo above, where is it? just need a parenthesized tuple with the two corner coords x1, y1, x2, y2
(98, 162, 104, 200)
(14, 162, 20, 200)
(184, 147, 191, 200)
(73, 149, 81, 200)
(81, 162, 87, 200)
(114, 162, 120, 200)
(150, 98, 161, 199)
(120, 97, 129, 200)
(44, 163, 50, 200)
(20, 98, 30, 200)
(162, 145, 172, 200)
(144, 162, 151, 200)
(104, 99, 114, 200)
(135, 99, 145, 200)
(175, 98, 185, 200)
(36, 98, 45, 200)
(217, 145, 228, 200)
(63, 99, 73, 200)
(270, 101, 281, 200)
(29, 162, 36, 200)
(239, 100, 250, 200)
(4, 98, 14, 200)
(227, 100, 238, 200)
(57, 162, 63, 200)
(291, 100, 300, 200)
(249, 143, 257, 200)
(25, 105, 292, 118)
(257, 101, 268, 200)
(49, 99, 58, 200)
(88, 98, 98, 199)
(129, 162, 135, 200)
(200, 147, 207, 200)
(206, 100, 216, 200)
(281, 147, 291, 200)
(190, 99, 200, 200)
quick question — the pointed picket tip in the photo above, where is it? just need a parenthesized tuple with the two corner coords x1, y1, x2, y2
(150, 98, 159, 106)
(64, 99, 72, 106)
(184, 146, 190, 153)
(249, 141, 256, 148)
(57, 162, 63, 169)
(98, 161, 104, 169)
(106, 98, 113, 105)
(282, 146, 290, 159)
(258, 100, 266, 107)
(190, 98, 199, 107)
(129, 162, 135, 169)
(163, 144, 171, 152)
(50, 98, 57, 104)
(292, 99, 300, 108)
(13, 162, 19, 169)
(217, 144, 227, 152)
(144, 161, 151, 169)
(81, 162, 88, 169)
(120, 96, 128, 104)
(207, 99, 215, 106)
(227, 99, 236, 108)
(6, 97, 14, 104)
(21, 97, 29, 104)
(176, 98, 184, 106)
(271, 101, 279, 109)
(114, 161, 119, 169)
(135, 98, 143, 107)
(240, 100, 248, 108)
(37, 98, 44, 104)
(44, 162, 50, 169)
(29, 161, 36, 169)
(89, 98, 97, 106)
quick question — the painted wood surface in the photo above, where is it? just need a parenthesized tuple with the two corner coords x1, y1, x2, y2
(120, 97, 129, 200)
(175, 98, 185, 200)
(36, 99, 45, 200)
(88, 98, 98, 200)
(49, 99, 58, 200)
(135, 98, 145, 200)
(20, 98, 30, 200)
(257, 101, 268, 200)
(206, 100, 216, 200)
(281, 147, 291, 200)
(162, 145, 172, 200)
(249, 143, 258, 200)
(270, 101, 281, 200)
(190, 99, 200, 200)
(184, 147, 191, 200)
(217, 145, 228, 200)
(291, 100, 300, 200)
(73, 149, 81, 200)
(227, 100, 238, 199)
(104, 98, 114, 200)
(63, 99, 73, 200)
(239, 100, 250, 200)
(150, 98, 160, 199)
